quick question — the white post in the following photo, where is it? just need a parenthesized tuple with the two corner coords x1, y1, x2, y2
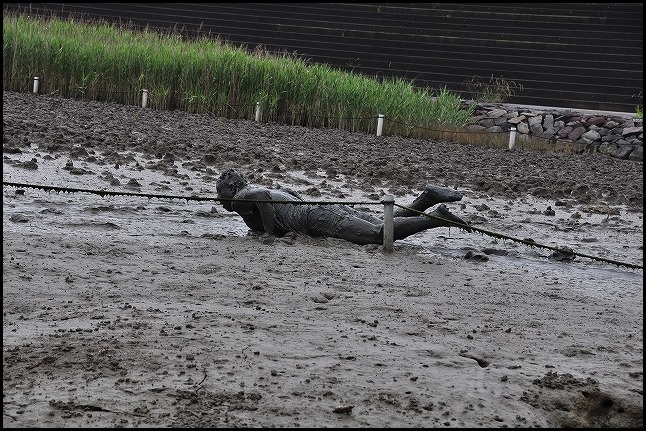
(508, 126, 517, 151)
(141, 89, 148, 108)
(381, 194, 394, 252)
(255, 102, 261, 122)
(33, 77, 40, 94)
(376, 114, 384, 136)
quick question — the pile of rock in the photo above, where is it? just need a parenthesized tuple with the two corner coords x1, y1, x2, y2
(464, 103, 643, 162)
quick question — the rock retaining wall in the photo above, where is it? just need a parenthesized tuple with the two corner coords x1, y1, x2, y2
(464, 103, 643, 162)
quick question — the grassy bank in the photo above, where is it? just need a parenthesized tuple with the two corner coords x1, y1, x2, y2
(3, 12, 475, 139)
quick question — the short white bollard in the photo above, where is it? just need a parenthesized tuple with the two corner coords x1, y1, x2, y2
(33, 76, 39, 94)
(381, 194, 394, 252)
(508, 126, 517, 151)
(141, 89, 148, 108)
(376, 114, 384, 136)
(255, 102, 261, 122)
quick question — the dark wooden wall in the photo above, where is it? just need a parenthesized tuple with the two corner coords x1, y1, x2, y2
(4, 2, 643, 112)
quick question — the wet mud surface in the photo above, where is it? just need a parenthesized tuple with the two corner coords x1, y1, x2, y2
(3, 91, 643, 427)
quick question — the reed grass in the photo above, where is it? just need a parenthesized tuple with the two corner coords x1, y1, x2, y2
(3, 12, 477, 139)
(464, 74, 524, 104)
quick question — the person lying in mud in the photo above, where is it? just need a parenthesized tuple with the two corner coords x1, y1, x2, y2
(216, 168, 471, 245)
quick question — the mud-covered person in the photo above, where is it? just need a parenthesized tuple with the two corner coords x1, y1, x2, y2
(216, 168, 470, 245)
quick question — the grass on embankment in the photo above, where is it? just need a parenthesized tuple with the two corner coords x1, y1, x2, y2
(3, 12, 477, 140)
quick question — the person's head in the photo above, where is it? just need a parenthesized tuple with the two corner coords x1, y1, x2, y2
(217, 168, 248, 211)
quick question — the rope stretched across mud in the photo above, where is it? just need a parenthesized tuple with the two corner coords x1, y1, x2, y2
(3, 180, 643, 270)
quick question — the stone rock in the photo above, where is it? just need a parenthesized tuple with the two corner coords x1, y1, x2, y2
(530, 123, 544, 134)
(488, 108, 507, 118)
(601, 133, 621, 142)
(539, 127, 557, 139)
(628, 145, 643, 161)
(528, 116, 543, 127)
(567, 126, 587, 141)
(622, 126, 643, 136)
(585, 116, 607, 126)
(543, 114, 554, 130)
(463, 104, 641, 162)
(516, 122, 529, 134)
(581, 130, 601, 142)
(597, 127, 610, 136)
(558, 125, 573, 137)
(616, 145, 635, 160)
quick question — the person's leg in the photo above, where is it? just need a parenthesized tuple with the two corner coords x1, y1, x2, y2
(394, 184, 463, 217)
(392, 204, 471, 240)
(305, 205, 384, 245)
(307, 204, 469, 245)
(335, 204, 382, 224)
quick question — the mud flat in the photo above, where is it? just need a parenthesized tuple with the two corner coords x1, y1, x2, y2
(3, 91, 643, 427)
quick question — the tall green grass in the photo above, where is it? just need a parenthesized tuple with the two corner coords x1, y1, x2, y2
(3, 12, 474, 138)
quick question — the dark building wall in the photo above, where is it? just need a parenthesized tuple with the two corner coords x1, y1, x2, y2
(4, 2, 643, 112)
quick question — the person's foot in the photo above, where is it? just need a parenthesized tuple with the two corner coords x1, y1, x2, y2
(430, 204, 472, 232)
(394, 185, 465, 218)
(422, 185, 463, 203)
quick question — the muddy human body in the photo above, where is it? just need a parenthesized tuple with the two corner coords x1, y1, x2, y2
(216, 169, 470, 245)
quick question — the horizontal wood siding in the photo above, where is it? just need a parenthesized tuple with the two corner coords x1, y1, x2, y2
(4, 2, 643, 112)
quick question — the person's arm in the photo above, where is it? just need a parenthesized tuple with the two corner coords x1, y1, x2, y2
(245, 189, 277, 234)
(277, 187, 304, 200)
